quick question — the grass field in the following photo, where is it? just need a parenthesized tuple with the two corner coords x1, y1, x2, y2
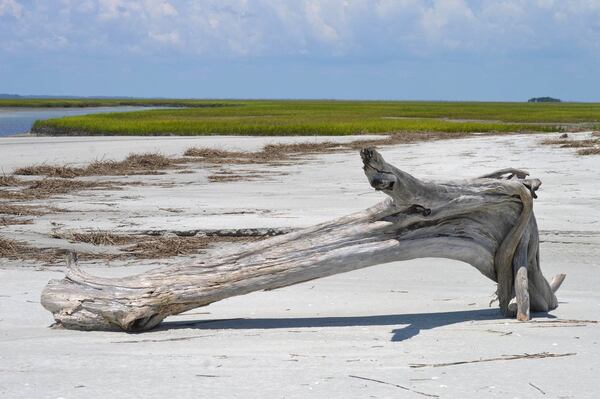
(8, 99, 600, 136)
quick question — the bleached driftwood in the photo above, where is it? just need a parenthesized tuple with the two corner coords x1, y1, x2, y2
(41, 148, 565, 332)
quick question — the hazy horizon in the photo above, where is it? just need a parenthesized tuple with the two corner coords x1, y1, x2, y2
(0, 94, 583, 102)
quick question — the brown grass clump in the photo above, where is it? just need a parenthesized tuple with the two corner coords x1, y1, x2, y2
(0, 186, 32, 200)
(261, 141, 341, 157)
(0, 204, 45, 221)
(25, 179, 117, 197)
(577, 147, 600, 155)
(542, 135, 600, 156)
(2, 231, 254, 264)
(266, 142, 339, 152)
(0, 175, 26, 199)
(85, 153, 175, 175)
(51, 230, 133, 246)
(1, 178, 122, 201)
(123, 235, 256, 258)
(14, 153, 180, 178)
(14, 165, 81, 178)
(555, 139, 597, 148)
(0, 235, 80, 263)
(123, 153, 173, 168)
(48, 230, 259, 260)
(184, 147, 278, 164)
(0, 236, 24, 258)
(124, 237, 202, 257)
(184, 141, 341, 164)
(0, 236, 57, 262)
(184, 132, 470, 166)
(0, 204, 67, 226)
(183, 148, 248, 159)
(0, 233, 84, 263)
(0, 204, 44, 216)
(0, 175, 22, 186)
(0, 217, 33, 226)
(541, 138, 568, 146)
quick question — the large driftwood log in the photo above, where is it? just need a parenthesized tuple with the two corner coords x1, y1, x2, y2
(41, 148, 565, 332)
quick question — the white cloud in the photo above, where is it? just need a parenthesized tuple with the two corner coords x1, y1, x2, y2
(159, 1, 178, 16)
(0, 0, 22, 18)
(146, 0, 178, 17)
(420, 0, 478, 48)
(96, 0, 178, 19)
(148, 30, 180, 45)
(2, 0, 600, 58)
(304, 1, 340, 44)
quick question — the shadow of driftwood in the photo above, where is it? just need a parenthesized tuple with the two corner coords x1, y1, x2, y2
(160, 308, 504, 342)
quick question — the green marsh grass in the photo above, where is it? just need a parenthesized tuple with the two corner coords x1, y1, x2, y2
(20, 100, 600, 136)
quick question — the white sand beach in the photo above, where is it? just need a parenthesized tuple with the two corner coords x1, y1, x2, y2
(0, 132, 598, 398)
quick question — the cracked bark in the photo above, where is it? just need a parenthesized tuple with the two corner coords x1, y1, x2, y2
(41, 148, 565, 331)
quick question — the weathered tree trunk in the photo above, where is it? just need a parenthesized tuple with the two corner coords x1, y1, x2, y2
(41, 148, 565, 332)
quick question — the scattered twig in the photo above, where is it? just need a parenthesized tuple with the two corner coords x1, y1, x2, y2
(529, 324, 587, 328)
(410, 352, 576, 368)
(530, 319, 598, 326)
(112, 334, 215, 343)
(529, 382, 546, 395)
(348, 375, 439, 398)
(485, 329, 513, 336)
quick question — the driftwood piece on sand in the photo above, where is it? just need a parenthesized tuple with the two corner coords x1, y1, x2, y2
(41, 148, 565, 332)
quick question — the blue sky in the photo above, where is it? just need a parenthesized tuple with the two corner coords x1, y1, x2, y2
(1, 0, 599, 101)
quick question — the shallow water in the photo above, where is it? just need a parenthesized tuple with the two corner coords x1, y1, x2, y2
(0, 106, 159, 137)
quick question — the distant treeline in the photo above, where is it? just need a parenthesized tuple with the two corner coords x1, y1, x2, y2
(0, 97, 237, 108)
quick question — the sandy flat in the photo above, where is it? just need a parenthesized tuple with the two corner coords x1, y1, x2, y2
(0, 132, 599, 398)
(0, 134, 385, 172)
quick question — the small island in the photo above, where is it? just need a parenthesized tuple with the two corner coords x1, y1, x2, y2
(528, 96, 561, 103)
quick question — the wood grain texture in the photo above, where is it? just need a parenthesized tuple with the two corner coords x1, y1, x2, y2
(40, 148, 564, 331)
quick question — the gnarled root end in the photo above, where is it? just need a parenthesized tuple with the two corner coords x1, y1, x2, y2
(484, 173, 564, 321)
(41, 278, 166, 331)
(40, 253, 166, 332)
(499, 273, 565, 320)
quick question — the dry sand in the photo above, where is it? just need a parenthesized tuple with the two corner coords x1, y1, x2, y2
(0, 132, 599, 398)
